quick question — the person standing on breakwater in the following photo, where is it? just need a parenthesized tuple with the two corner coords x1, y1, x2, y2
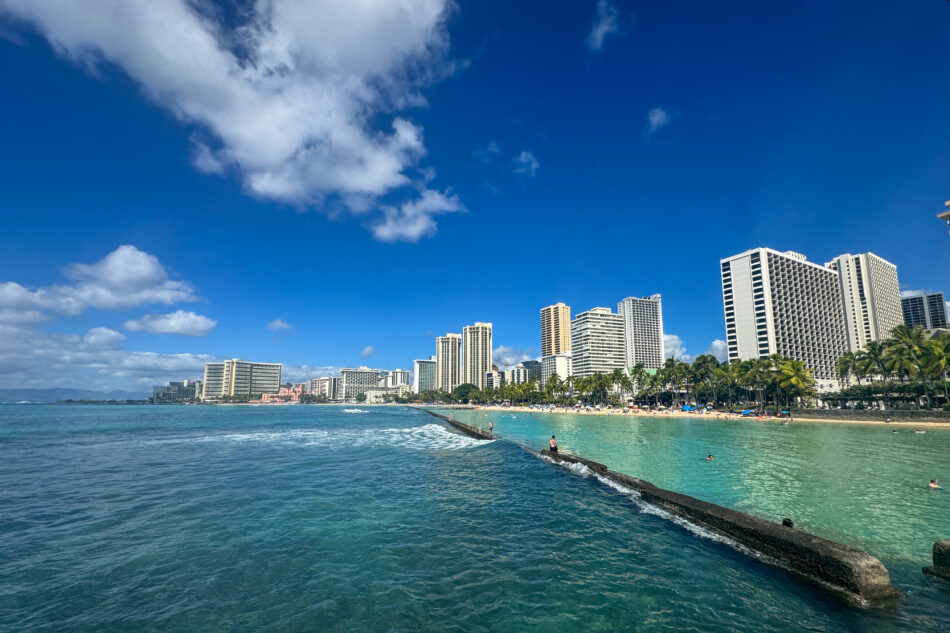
(549, 435, 558, 453)
(489, 420, 494, 437)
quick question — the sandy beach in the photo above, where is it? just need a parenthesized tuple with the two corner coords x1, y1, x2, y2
(472, 404, 950, 429)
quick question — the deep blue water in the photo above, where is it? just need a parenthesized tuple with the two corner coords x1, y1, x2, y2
(1, 405, 948, 632)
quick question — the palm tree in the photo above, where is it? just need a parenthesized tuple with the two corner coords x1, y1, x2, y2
(628, 363, 648, 403)
(858, 341, 889, 381)
(920, 338, 949, 408)
(835, 351, 857, 390)
(776, 359, 816, 407)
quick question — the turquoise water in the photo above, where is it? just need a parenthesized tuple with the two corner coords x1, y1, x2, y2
(1, 405, 948, 632)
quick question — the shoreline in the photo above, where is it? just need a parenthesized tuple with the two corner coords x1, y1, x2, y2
(469, 404, 950, 429)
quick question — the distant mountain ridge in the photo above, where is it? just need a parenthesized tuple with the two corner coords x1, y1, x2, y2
(0, 388, 150, 403)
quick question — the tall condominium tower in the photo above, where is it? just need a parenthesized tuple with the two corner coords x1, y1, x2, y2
(720, 248, 847, 389)
(462, 322, 493, 389)
(412, 357, 437, 393)
(825, 253, 902, 352)
(570, 307, 625, 377)
(201, 359, 282, 401)
(901, 292, 948, 330)
(436, 333, 462, 392)
(540, 302, 571, 357)
(617, 294, 665, 369)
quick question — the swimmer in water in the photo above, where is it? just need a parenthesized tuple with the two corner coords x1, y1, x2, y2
(549, 435, 558, 453)
(930, 479, 941, 489)
(706, 454, 714, 461)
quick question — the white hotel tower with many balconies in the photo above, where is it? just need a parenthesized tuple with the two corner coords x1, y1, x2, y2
(720, 248, 847, 390)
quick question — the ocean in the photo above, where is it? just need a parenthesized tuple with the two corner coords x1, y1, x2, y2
(1, 404, 948, 632)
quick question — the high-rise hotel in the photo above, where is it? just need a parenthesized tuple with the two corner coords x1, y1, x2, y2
(201, 359, 282, 401)
(570, 307, 625, 377)
(825, 253, 902, 352)
(901, 291, 948, 330)
(540, 303, 571, 357)
(617, 294, 665, 369)
(435, 333, 462, 392)
(720, 249, 847, 389)
(462, 322, 493, 389)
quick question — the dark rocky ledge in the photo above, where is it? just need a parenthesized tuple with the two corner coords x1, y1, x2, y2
(923, 539, 950, 581)
(541, 449, 898, 607)
(424, 409, 494, 440)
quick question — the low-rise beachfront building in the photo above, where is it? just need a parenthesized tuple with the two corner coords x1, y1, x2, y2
(412, 357, 437, 393)
(506, 364, 531, 385)
(901, 291, 948, 330)
(339, 367, 384, 400)
(826, 253, 902, 352)
(309, 376, 340, 400)
(541, 352, 573, 387)
(363, 385, 412, 404)
(153, 379, 202, 402)
(617, 294, 665, 370)
(436, 333, 462, 392)
(570, 308, 625, 377)
(201, 359, 282, 401)
(485, 370, 504, 390)
(720, 248, 847, 391)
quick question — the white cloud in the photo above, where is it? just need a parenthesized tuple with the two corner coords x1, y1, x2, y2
(493, 345, 535, 369)
(705, 339, 728, 362)
(586, 0, 621, 51)
(0, 245, 196, 322)
(267, 319, 293, 332)
(2, 0, 462, 242)
(83, 327, 126, 348)
(124, 310, 217, 336)
(512, 151, 539, 177)
(899, 288, 932, 298)
(472, 140, 501, 163)
(361, 346, 375, 358)
(281, 364, 341, 384)
(371, 188, 465, 242)
(646, 107, 671, 136)
(663, 334, 692, 362)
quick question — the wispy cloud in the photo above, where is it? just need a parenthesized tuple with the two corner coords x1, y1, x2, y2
(371, 188, 465, 243)
(267, 319, 293, 332)
(1, 0, 463, 242)
(125, 310, 217, 336)
(512, 151, 540, 177)
(361, 346, 375, 358)
(586, 0, 621, 51)
(493, 345, 535, 369)
(646, 107, 672, 136)
(472, 140, 501, 163)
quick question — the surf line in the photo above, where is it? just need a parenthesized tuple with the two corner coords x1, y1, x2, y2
(419, 408, 896, 608)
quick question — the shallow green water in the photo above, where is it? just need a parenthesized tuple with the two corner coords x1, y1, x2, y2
(445, 409, 950, 564)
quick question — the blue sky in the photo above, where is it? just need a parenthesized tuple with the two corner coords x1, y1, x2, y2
(0, 0, 948, 391)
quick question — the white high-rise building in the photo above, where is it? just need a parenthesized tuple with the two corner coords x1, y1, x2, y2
(378, 369, 411, 388)
(617, 294, 665, 370)
(436, 333, 462, 392)
(340, 367, 383, 400)
(507, 364, 530, 385)
(201, 359, 282, 401)
(826, 253, 902, 352)
(412, 357, 437, 393)
(901, 292, 949, 330)
(720, 248, 847, 389)
(462, 322, 493, 389)
(541, 352, 573, 387)
(540, 303, 571, 357)
(570, 308, 625, 377)
(309, 376, 340, 400)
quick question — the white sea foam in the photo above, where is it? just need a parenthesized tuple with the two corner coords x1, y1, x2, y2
(343, 408, 369, 414)
(185, 423, 488, 452)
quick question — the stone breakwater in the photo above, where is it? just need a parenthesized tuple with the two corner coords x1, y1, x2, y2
(423, 410, 494, 440)
(923, 540, 950, 581)
(540, 450, 898, 607)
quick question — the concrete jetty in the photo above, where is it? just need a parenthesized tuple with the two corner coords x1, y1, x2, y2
(923, 540, 950, 581)
(423, 409, 494, 440)
(540, 450, 897, 607)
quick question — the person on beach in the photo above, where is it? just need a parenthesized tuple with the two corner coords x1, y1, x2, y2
(489, 420, 494, 437)
(930, 479, 941, 489)
(549, 435, 558, 453)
